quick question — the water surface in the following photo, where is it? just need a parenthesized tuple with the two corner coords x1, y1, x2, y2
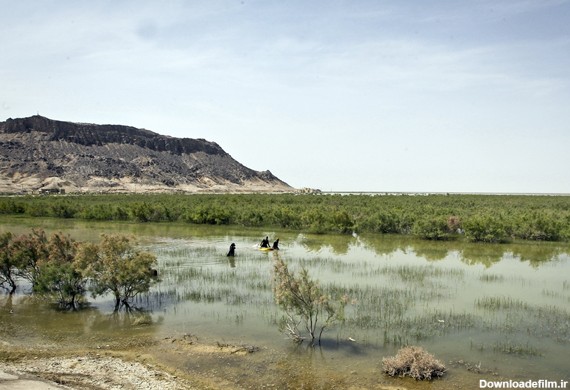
(1, 218, 569, 388)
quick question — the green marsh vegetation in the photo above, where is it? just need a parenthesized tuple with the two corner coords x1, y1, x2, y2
(2, 193, 570, 242)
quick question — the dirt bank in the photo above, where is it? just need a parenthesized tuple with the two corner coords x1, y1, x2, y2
(0, 354, 185, 389)
(0, 335, 244, 389)
(0, 335, 274, 390)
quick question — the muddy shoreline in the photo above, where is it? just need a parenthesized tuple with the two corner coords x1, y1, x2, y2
(0, 334, 269, 389)
(1, 340, 194, 389)
(0, 334, 426, 390)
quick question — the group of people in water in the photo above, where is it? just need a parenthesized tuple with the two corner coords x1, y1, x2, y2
(226, 236, 279, 256)
(260, 236, 279, 250)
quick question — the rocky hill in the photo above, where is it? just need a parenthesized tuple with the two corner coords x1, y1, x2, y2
(0, 115, 292, 194)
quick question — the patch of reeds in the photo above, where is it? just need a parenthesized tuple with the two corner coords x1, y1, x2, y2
(352, 264, 464, 283)
(480, 273, 504, 282)
(152, 244, 219, 259)
(493, 340, 542, 356)
(475, 296, 530, 311)
(297, 257, 352, 274)
(542, 289, 570, 302)
(475, 295, 570, 343)
(471, 339, 542, 356)
(145, 234, 570, 356)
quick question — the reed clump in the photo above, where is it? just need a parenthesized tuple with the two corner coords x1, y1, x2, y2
(382, 345, 446, 380)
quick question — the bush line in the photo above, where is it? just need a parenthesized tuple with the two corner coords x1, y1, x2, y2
(1, 193, 570, 242)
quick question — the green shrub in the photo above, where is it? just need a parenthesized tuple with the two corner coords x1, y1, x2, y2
(33, 259, 87, 309)
(1, 228, 158, 311)
(513, 211, 562, 241)
(0, 232, 17, 294)
(463, 214, 510, 243)
(76, 234, 158, 311)
(412, 216, 452, 240)
(28, 232, 87, 309)
(10, 228, 49, 288)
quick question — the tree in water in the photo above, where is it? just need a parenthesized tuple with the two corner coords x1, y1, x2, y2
(31, 232, 88, 309)
(77, 234, 158, 311)
(5, 230, 88, 309)
(0, 232, 17, 294)
(272, 255, 348, 346)
(10, 228, 49, 289)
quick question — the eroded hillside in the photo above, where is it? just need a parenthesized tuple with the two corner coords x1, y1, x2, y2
(0, 115, 292, 194)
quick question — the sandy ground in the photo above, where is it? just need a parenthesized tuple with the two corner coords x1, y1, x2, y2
(0, 335, 271, 390)
(0, 335, 228, 390)
(0, 354, 189, 390)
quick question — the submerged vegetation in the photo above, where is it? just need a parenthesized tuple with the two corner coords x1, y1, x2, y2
(1, 193, 570, 242)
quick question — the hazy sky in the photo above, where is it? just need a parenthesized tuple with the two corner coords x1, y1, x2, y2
(2, 1, 569, 193)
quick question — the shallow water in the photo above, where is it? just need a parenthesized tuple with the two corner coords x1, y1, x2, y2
(1, 218, 569, 388)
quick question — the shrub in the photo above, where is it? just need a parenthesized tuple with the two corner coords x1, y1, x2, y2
(0, 232, 17, 293)
(33, 259, 87, 309)
(23, 231, 88, 309)
(272, 256, 347, 345)
(513, 211, 562, 241)
(382, 346, 446, 380)
(412, 216, 451, 240)
(463, 214, 510, 243)
(362, 210, 399, 234)
(76, 234, 158, 311)
(10, 228, 49, 287)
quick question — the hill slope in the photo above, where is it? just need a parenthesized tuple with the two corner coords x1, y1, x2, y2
(0, 115, 292, 194)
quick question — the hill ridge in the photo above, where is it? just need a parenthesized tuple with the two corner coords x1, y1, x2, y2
(0, 115, 292, 194)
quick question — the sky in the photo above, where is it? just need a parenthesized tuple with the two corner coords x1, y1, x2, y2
(1, 0, 569, 193)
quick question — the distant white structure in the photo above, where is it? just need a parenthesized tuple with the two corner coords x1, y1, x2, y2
(296, 187, 322, 194)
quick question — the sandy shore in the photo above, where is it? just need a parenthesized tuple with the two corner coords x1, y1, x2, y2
(0, 354, 190, 390)
(0, 334, 270, 390)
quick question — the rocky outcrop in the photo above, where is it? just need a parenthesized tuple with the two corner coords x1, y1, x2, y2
(0, 115, 292, 194)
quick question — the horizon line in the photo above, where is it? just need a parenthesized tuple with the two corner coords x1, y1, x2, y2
(320, 191, 570, 196)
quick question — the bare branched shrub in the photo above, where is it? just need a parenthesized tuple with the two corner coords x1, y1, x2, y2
(272, 256, 348, 346)
(382, 346, 446, 380)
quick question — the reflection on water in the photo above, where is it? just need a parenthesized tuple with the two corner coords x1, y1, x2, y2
(0, 295, 160, 350)
(1, 218, 569, 387)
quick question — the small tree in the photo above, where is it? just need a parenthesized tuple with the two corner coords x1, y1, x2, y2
(31, 232, 88, 309)
(33, 261, 86, 309)
(0, 232, 18, 294)
(272, 256, 347, 346)
(77, 234, 158, 311)
(11, 228, 49, 288)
